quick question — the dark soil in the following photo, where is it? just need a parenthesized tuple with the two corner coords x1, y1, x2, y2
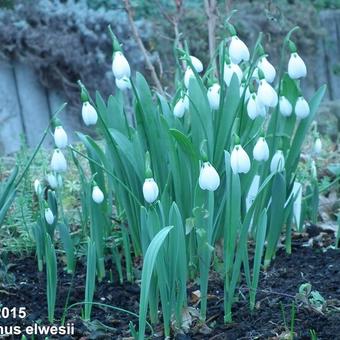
(0, 226, 339, 340)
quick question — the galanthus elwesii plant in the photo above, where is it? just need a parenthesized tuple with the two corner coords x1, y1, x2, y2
(71, 22, 325, 339)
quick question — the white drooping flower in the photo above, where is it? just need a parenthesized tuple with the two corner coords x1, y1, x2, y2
(288, 53, 307, 79)
(143, 178, 159, 204)
(53, 126, 68, 149)
(190, 56, 203, 73)
(295, 97, 310, 119)
(314, 138, 322, 154)
(247, 94, 258, 120)
(198, 162, 220, 191)
(184, 67, 195, 88)
(34, 179, 42, 195)
(92, 186, 104, 204)
(257, 79, 278, 107)
(292, 182, 302, 228)
(246, 175, 260, 212)
(223, 63, 243, 86)
(279, 96, 293, 117)
(258, 56, 276, 83)
(112, 51, 131, 79)
(115, 76, 131, 91)
(46, 173, 58, 189)
(173, 96, 188, 118)
(207, 83, 220, 110)
(253, 137, 269, 161)
(229, 36, 250, 64)
(270, 150, 285, 172)
(82, 102, 98, 126)
(230, 145, 251, 174)
(51, 149, 67, 173)
(45, 208, 54, 225)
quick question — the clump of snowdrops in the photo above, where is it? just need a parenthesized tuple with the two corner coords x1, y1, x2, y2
(31, 22, 325, 338)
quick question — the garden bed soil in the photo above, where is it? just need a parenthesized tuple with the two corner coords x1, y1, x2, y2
(0, 226, 339, 340)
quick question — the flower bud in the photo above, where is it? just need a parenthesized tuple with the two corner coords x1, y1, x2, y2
(53, 126, 68, 149)
(258, 56, 276, 83)
(92, 185, 104, 204)
(198, 162, 220, 191)
(190, 56, 203, 73)
(230, 145, 251, 174)
(34, 179, 42, 195)
(288, 53, 307, 79)
(223, 63, 243, 86)
(257, 79, 278, 108)
(314, 137, 322, 154)
(46, 173, 58, 189)
(253, 137, 269, 161)
(184, 67, 195, 88)
(82, 102, 98, 126)
(173, 96, 188, 118)
(207, 83, 220, 110)
(45, 208, 54, 225)
(51, 149, 67, 173)
(115, 76, 131, 91)
(295, 97, 310, 119)
(270, 150, 285, 172)
(112, 51, 131, 79)
(279, 96, 293, 117)
(229, 36, 250, 64)
(143, 178, 159, 204)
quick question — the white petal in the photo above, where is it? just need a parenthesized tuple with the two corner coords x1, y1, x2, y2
(207, 84, 220, 110)
(314, 138, 322, 154)
(257, 80, 278, 107)
(258, 56, 276, 83)
(82, 102, 98, 126)
(223, 63, 243, 86)
(231, 146, 251, 174)
(288, 53, 307, 79)
(173, 97, 186, 118)
(92, 186, 104, 204)
(190, 56, 203, 73)
(115, 76, 131, 91)
(253, 138, 269, 161)
(184, 67, 195, 88)
(270, 150, 285, 172)
(295, 97, 310, 119)
(246, 175, 260, 212)
(54, 126, 68, 149)
(247, 95, 258, 120)
(229, 36, 249, 64)
(112, 51, 131, 79)
(45, 208, 54, 225)
(51, 149, 67, 173)
(143, 178, 159, 203)
(199, 163, 220, 191)
(279, 96, 293, 117)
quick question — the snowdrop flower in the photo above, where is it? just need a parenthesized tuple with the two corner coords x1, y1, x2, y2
(314, 137, 322, 154)
(115, 76, 131, 91)
(184, 67, 195, 88)
(46, 173, 58, 189)
(207, 83, 220, 110)
(53, 126, 68, 149)
(112, 51, 131, 79)
(230, 145, 251, 174)
(246, 175, 260, 212)
(34, 179, 42, 195)
(257, 79, 278, 107)
(288, 52, 307, 79)
(173, 96, 188, 118)
(45, 208, 54, 225)
(190, 56, 203, 73)
(258, 56, 276, 83)
(240, 83, 250, 102)
(51, 149, 67, 173)
(198, 162, 220, 191)
(247, 94, 258, 120)
(279, 96, 293, 117)
(92, 186, 104, 204)
(256, 97, 267, 117)
(229, 36, 250, 64)
(223, 63, 243, 86)
(253, 137, 269, 161)
(270, 150, 285, 172)
(295, 97, 310, 119)
(143, 178, 159, 204)
(292, 182, 302, 227)
(82, 102, 98, 126)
